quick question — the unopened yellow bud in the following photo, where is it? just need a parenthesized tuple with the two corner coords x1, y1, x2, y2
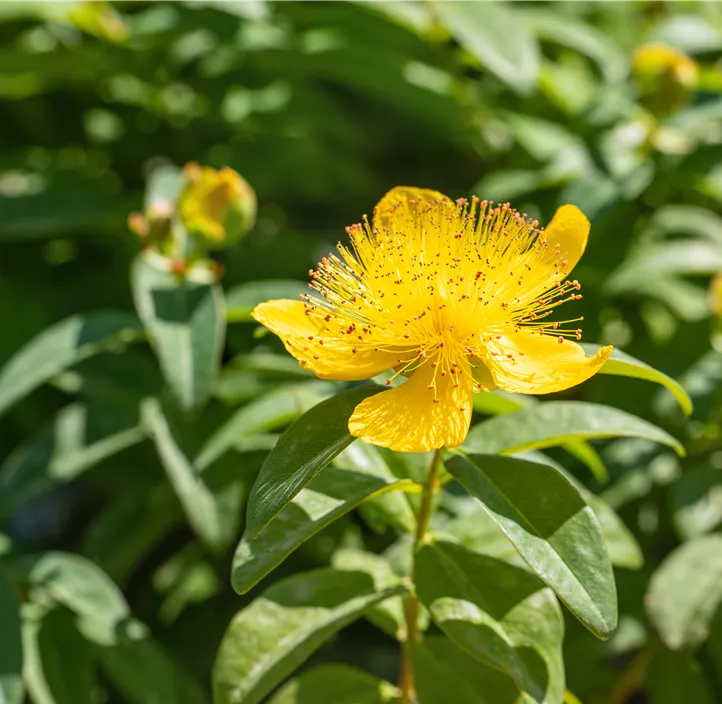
(178, 164, 256, 248)
(632, 43, 699, 114)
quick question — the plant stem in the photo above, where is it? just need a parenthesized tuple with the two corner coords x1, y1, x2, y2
(399, 448, 444, 704)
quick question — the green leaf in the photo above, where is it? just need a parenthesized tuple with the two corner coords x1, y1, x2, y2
(196, 382, 328, 470)
(416, 540, 564, 704)
(446, 453, 617, 638)
(21, 606, 94, 704)
(646, 534, 722, 650)
(21, 552, 129, 642)
(435, 1, 540, 94)
(670, 467, 722, 539)
(0, 402, 145, 521)
(411, 636, 521, 704)
(232, 464, 416, 594)
(0, 572, 23, 704)
(335, 443, 416, 533)
(646, 649, 715, 704)
(525, 8, 627, 82)
(332, 548, 415, 641)
(132, 256, 225, 412)
(246, 385, 382, 536)
(583, 344, 692, 415)
(96, 622, 210, 704)
(0, 310, 142, 418)
(143, 397, 235, 551)
(213, 568, 405, 704)
(463, 401, 684, 457)
(226, 280, 308, 323)
(269, 664, 400, 704)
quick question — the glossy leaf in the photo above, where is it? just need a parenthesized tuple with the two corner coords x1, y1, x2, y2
(226, 280, 308, 322)
(232, 464, 416, 594)
(246, 385, 382, 536)
(435, 2, 540, 94)
(0, 401, 145, 521)
(463, 401, 684, 457)
(0, 572, 23, 704)
(646, 534, 722, 650)
(416, 539, 564, 704)
(21, 606, 94, 704)
(583, 344, 692, 415)
(132, 256, 225, 412)
(411, 636, 522, 704)
(268, 664, 400, 704)
(143, 397, 235, 551)
(446, 453, 617, 638)
(0, 310, 142, 418)
(213, 568, 405, 704)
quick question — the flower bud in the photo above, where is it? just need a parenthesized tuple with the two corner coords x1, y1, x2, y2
(178, 163, 256, 249)
(632, 43, 699, 114)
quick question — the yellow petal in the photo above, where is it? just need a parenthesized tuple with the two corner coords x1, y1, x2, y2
(251, 300, 398, 381)
(483, 331, 612, 395)
(348, 359, 473, 452)
(373, 186, 451, 233)
(543, 204, 590, 274)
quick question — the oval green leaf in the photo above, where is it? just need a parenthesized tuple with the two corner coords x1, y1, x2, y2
(646, 534, 722, 650)
(246, 385, 382, 536)
(583, 344, 692, 415)
(446, 453, 618, 638)
(416, 539, 565, 704)
(232, 462, 416, 594)
(213, 568, 405, 704)
(132, 256, 225, 412)
(0, 310, 142, 418)
(463, 401, 684, 457)
(435, 1, 540, 94)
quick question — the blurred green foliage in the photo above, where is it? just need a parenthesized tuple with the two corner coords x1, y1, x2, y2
(1, 2, 722, 703)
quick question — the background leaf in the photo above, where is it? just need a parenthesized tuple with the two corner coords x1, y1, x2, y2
(132, 256, 225, 412)
(0, 572, 23, 704)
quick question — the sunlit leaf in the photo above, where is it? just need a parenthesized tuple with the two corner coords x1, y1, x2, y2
(435, 1, 540, 94)
(584, 344, 692, 415)
(416, 539, 565, 704)
(232, 465, 416, 594)
(464, 401, 684, 457)
(246, 385, 382, 536)
(646, 534, 722, 650)
(213, 568, 405, 704)
(132, 256, 225, 412)
(0, 310, 142, 418)
(446, 453, 617, 638)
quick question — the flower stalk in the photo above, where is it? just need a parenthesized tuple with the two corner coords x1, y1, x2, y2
(399, 448, 444, 704)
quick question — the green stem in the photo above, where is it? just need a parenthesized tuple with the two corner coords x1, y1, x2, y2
(399, 449, 444, 704)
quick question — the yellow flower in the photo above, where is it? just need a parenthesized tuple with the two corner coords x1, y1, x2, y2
(252, 187, 612, 452)
(178, 163, 256, 247)
(632, 43, 698, 113)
